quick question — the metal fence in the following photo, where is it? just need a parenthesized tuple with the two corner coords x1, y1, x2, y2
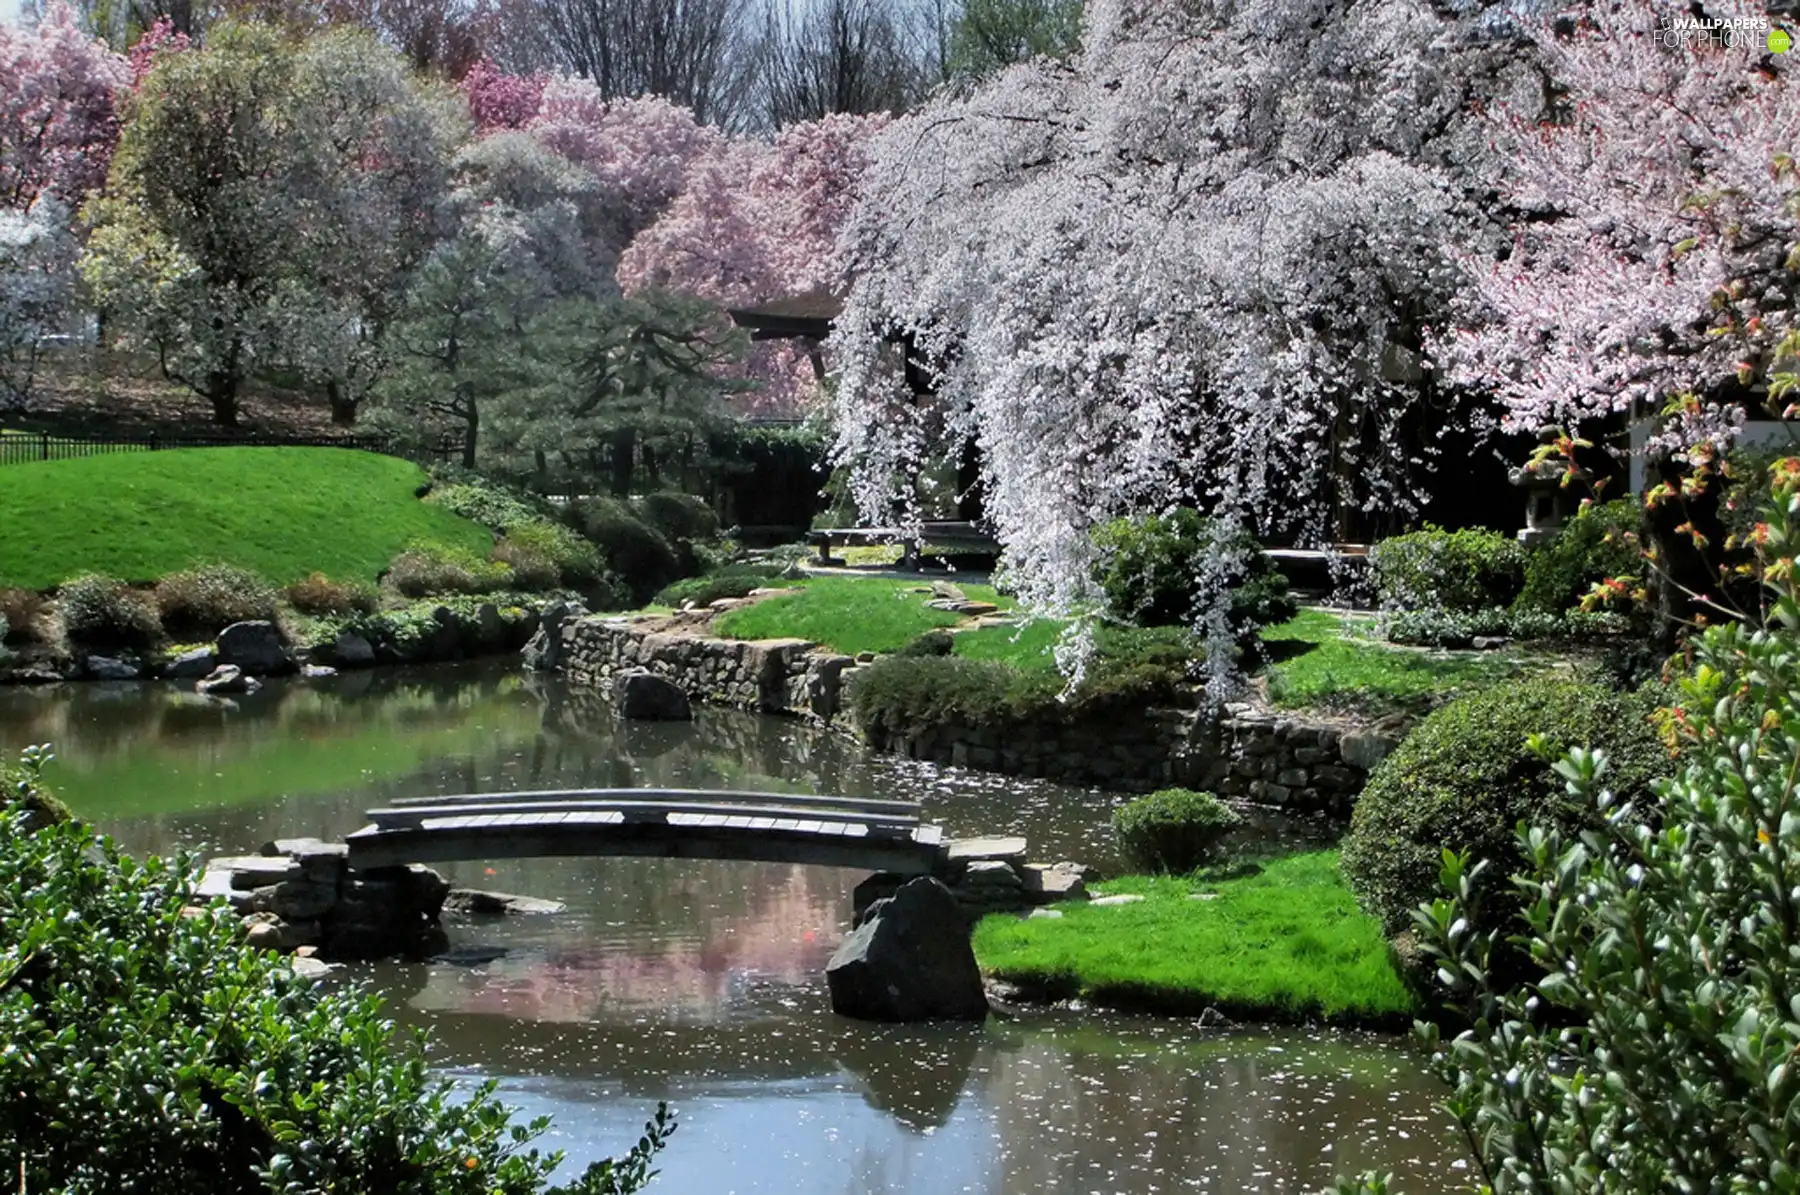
(0, 431, 450, 468)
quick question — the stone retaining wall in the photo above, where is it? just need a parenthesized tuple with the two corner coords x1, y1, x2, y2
(556, 614, 860, 720)
(538, 614, 1402, 812)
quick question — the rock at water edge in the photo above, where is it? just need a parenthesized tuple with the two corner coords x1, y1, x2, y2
(444, 888, 568, 916)
(164, 646, 218, 679)
(196, 664, 260, 696)
(84, 655, 139, 680)
(826, 877, 989, 1022)
(612, 669, 693, 721)
(217, 621, 292, 675)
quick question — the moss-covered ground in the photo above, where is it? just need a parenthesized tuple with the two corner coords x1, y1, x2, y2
(972, 851, 1416, 1026)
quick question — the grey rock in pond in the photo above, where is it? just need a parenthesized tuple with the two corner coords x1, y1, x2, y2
(329, 630, 375, 668)
(289, 955, 336, 980)
(84, 655, 139, 680)
(521, 602, 570, 672)
(216, 621, 291, 675)
(612, 669, 693, 721)
(301, 663, 338, 679)
(4, 665, 64, 685)
(164, 646, 217, 679)
(196, 664, 260, 696)
(476, 602, 506, 646)
(1021, 864, 1088, 904)
(826, 877, 989, 1023)
(443, 888, 568, 916)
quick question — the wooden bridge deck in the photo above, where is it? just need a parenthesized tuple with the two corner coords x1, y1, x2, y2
(344, 788, 949, 874)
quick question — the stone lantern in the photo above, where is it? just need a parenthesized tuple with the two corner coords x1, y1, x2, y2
(1509, 426, 1589, 547)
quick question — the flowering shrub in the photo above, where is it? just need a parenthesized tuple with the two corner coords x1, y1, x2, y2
(57, 573, 161, 650)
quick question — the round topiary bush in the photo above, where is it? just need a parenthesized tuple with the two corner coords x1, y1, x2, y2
(1111, 788, 1243, 874)
(897, 629, 956, 657)
(1340, 677, 1669, 941)
(155, 563, 278, 638)
(58, 574, 162, 651)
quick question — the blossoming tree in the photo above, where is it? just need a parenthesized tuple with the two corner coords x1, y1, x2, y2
(826, 0, 1525, 679)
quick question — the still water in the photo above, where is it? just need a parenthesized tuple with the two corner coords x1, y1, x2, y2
(0, 662, 1466, 1193)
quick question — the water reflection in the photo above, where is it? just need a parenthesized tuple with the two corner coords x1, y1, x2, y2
(0, 660, 1463, 1194)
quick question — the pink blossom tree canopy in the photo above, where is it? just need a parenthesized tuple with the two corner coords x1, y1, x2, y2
(1444, 0, 1800, 450)
(459, 56, 544, 132)
(0, 1, 130, 209)
(616, 112, 887, 412)
(529, 80, 724, 241)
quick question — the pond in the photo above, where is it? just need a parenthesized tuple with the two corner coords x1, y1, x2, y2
(0, 661, 1466, 1193)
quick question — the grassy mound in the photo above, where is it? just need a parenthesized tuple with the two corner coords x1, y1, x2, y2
(973, 851, 1415, 1025)
(713, 576, 1010, 655)
(0, 448, 493, 589)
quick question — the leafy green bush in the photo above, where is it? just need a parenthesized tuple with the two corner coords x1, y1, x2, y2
(57, 573, 162, 651)
(1369, 525, 1526, 613)
(637, 491, 719, 545)
(0, 748, 671, 1194)
(574, 497, 683, 603)
(4, 743, 70, 830)
(897, 629, 956, 657)
(386, 542, 515, 598)
(493, 523, 606, 591)
(1339, 676, 1667, 942)
(1111, 788, 1242, 874)
(426, 480, 551, 534)
(652, 564, 787, 608)
(1092, 508, 1295, 650)
(1381, 606, 1627, 646)
(283, 571, 381, 617)
(1514, 499, 1645, 615)
(154, 563, 279, 638)
(1342, 463, 1800, 1194)
(848, 654, 1181, 738)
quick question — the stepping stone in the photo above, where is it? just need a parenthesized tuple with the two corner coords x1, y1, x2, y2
(1027, 908, 1064, 920)
(1090, 894, 1145, 907)
(947, 836, 1029, 863)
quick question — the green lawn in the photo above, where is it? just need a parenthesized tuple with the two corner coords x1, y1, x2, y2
(1261, 608, 1525, 714)
(973, 851, 1415, 1025)
(712, 576, 1013, 655)
(0, 448, 493, 589)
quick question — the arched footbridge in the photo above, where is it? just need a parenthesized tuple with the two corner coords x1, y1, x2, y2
(345, 788, 950, 875)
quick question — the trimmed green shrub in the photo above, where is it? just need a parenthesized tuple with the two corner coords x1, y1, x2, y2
(283, 571, 381, 617)
(1381, 606, 1627, 646)
(848, 654, 1181, 738)
(4, 743, 70, 831)
(637, 491, 719, 545)
(1339, 677, 1668, 942)
(1111, 788, 1242, 874)
(426, 481, 551, 533)
(57, 573, 162, 651)
(0, 747, 671, 1194)
(154, 563, 278, 638)
(652, 565, 788, 608)
(493, 523, 606, 591)
(898, 629, 956, 657)
(1369, 524, 1526, 613)
(574, 497, 683, 603)
(1092, 508, 1295, 650)
(1514, 499, 1646, 615)
(386, 542, 515, 598)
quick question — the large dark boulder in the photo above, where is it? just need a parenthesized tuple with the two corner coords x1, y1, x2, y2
(216, 621, 292, 675)
(612, 668, 693, 721)
(826, 877, 989, 1022)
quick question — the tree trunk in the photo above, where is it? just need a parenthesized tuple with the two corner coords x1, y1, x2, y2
(610, 427, 636, 497)
(327, 380, 357, 427)
(462, 407, 479, 469)
(207, 371, 240, 427)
